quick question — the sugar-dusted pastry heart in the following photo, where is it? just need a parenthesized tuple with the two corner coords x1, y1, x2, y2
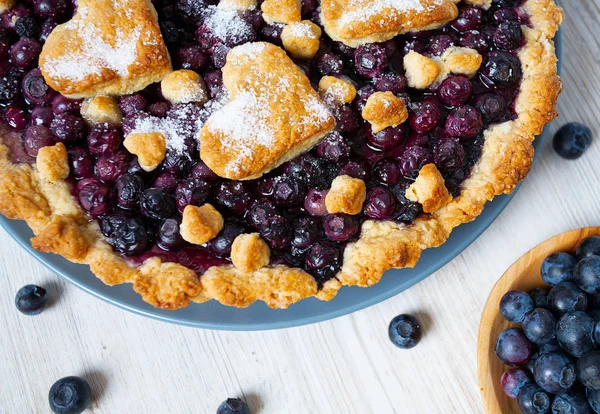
(39, 0, 171, 98)
(200, 42, 336, 181)
(321, 0, 458, 47)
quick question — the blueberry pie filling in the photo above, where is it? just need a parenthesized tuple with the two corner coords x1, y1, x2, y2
(0, 0, 563, 308)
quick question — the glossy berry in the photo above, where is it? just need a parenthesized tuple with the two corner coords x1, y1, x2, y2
(140, 188, 175, 220)
(445, 105, 483, 140)
(541, 252, 577, 286)
(49, 376, 91, 414)
(451, 7, 483, 32)
(388, 314, 422, 349)
(87, 128, 122, 156)
(10, 38, 42, 70)
(304, 189, 329, 217)
(291, 216, 321, 250)
(354, 44, 388, 78)
(433, 137, 465, 173)
(522, 308, 557, 345)
(323, 214, 359, 242)
(77, 179, 114, 216)
(501, 368, 532, 399)
(316, 132, 351, 162)
(304, 241, 342, 281)
(495, 328, 533, 366)
(438, 76, 472, 106)
(23, 125, 55, 157)
(364, 187, 397, 220)
(216, 398, 250, 414)
(551, 390, 593, 414)
(481, 51, 522, 86)
(494, 21, 523, 50)
(575, 351, 600, 391)
(157, 218, 184, 250)
(460, 30, 489, 54)
(517, 384, 551, 414)
(574, 256, 600, 294)
(529, 288, 550, 308)
(4, 106, 28, 129)
(15, 285, 48, 315)
(112, 218, 151, 256)
(115, 174, 144, 210)
(50, 113, 86, 143)
(216, 182, 251, 215)
(557, 311, 595, 358)
(22, 68, 53, 105)
(500, 290, 534, 323)
(260, 216, 291, 250)
(207, 222, 245, 258)
(372, 159, 403, 186)
(315, 53, 344, 77)
(30, 105, 54, 127)
(553, 123, 593, 160)
(52, 95, 81, 114)
(68, 147, 94, 179)
(34, 0, 70, 20)
(533, 352, 576, 394)
(409, 99, 441, 133)
(399, 146, 434, 179)
(272, 175, 305, 207)
(95, 151, 130, 183)
(578, 237, 600, 260)
(100, 214, 128, 238)
(174, 178, 211, 213)
(547, 282, 588, 315)
(374, 71, 407, 94)
(426, 34, 454, 56)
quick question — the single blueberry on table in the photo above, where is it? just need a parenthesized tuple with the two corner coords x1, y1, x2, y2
(517, 384, 551, 414)
(533, 352, 576, 394)
(552, 389, 593, 414)
(522, 308, 557, 345)
(575, 256, 600, 294)
(553, 123, 592, 160)
(495, 328, 533, 366)
(576, 351, 600, 390)
(577, 237, 600, 260)
(547, 282, 588, 316)
(49, 376, 91, 414)
(556, 311, 595, 358)
(501, 368, 532, 399)
(216, 398, 250, 414)
(541, 252, 577, 286)
(15, 285, 48, 315)
(388, 314, 422, 349)
(500, 290, 534, 323)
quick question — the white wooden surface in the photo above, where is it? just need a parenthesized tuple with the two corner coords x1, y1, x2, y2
(1, 3, 598, 413)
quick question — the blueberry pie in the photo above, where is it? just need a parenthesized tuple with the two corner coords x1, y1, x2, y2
(0, 0, 563, 309)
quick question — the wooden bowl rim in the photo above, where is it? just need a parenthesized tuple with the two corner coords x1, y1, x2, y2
(477, 227, 600, 413)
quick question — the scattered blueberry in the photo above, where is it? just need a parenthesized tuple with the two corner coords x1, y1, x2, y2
(557, 312, 595, 358)
(501, 368, 532, 399)
(495, 328, 533, 366)
(388, 314, 422, 349)
(522, 308, 557, 344)
(553, 123, 592, 160)
(533, 352, 576, 394)
(547, 282, 588, 315)
(49, 376, 91, 414)
(541, 252, 577, 286)
(15, 285, 48, 315)
(216, 398, 250, 414)
(500, 290, 534, 323)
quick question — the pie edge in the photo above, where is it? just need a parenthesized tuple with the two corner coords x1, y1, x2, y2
(0, 0, 564, 310)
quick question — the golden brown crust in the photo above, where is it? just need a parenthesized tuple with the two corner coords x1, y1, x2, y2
(39, 0, 172, 98)
(281, 20, 322, 59)
(0, 0, 563, 310)
(231, 233, 271, 272)
(325, 175, 367, 215)
(36, 143, 69, 182)
(0, 0, 15, 13)
(321, 0, 458, 47)
(406, 164, 452, 213)
(200, 43, 335, 180)
(362, 92, 408, 133)
(123, 132, 167, 172)
(180, 204, 224, 245)
(261, 0, 301, 24)
(80, 96, 123, 126)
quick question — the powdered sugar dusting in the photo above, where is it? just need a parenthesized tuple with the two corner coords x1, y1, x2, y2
(202, 5, 254, 45)
(44, 5, 141, 82)
(288, 21, 318, 39)
(339, 0, 442, 26)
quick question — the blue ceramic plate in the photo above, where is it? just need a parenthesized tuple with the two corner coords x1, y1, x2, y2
(0, 33, 562, 331)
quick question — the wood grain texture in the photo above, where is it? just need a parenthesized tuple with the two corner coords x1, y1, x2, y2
(0, 2, 598, 413)
(478, 227, 600, 414)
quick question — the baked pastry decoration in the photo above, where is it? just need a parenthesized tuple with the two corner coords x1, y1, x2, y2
(38, 0, 172, 98)
(0, 0, 563, 310)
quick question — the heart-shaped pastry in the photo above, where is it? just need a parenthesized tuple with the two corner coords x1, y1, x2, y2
(321, 0, 458, 47)
(200, 42, 336, 181)
(39, 0, 171, 98)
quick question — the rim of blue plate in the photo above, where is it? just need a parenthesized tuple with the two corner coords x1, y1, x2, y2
(0, 31, 562, 331)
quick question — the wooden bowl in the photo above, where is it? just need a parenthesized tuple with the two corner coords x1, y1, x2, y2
(477, 227, 600, 413)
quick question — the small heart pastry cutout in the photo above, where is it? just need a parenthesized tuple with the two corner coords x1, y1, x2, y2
(39, 0, 171, 98)
(321, 0, 458, 47)
(200, 42, 335, 181)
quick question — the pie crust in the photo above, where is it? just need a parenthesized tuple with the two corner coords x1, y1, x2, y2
(0, 0, 563, 310)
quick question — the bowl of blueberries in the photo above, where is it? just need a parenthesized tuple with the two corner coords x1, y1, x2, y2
(478, 228, 600, 414)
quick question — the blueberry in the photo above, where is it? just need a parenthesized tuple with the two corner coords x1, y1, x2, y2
(557, 312, 595, 358)
(100, 214, 129, 238)
(551, 389, 593, 414)
(529, 288, 550, 308)
(501, 368, 532, 399)
(157, 218, 184, 250)
(576, 351, 600, 390)
(517, 384, 551, 414)
(575, 256, 600, 294)
(15, 285, 48, 315)
(533, 352, 576, 394)
(77, 179, 114, 216)
(541, 252, 577, 286)
(112, 218, 152, 256)
(207, 222, 245, 258)
(388, 314, 422, 349)
(140, 188, 176, 220)
(523, 308, 557, 344)
(444, 105, 483, 140)
(493, 21, 523, 50)
(15, 16, 40, 38)
(354, 44, 388, 78)
(553, 123, 593, 160)
(304, 241, 342, 282)
(495, 328, 533, 366)
(587, 388, 600, 413)
(260, 216, 291, 250)
(291, 216, 321, 250)
(216, 398, 250, 414)
(115, 174, 144, 210)
(578, 237, 600, 260)
(547, 282, 588, 315)
(481, 51, 522, 86)
(500, 290, 534, 323)
(49, 376, 91, 414)
(364, 187, 397, 220)
(323, 214, 359, 242)
(437, 76, 472, 106)
(174, 178, 211, 213)
(215, 182, 252, 215)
